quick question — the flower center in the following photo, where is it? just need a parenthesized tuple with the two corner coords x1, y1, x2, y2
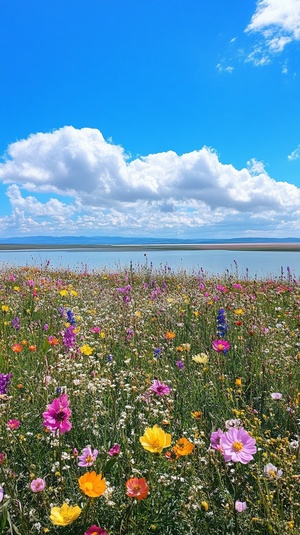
(133, 484, 140, 492)
(232, 441, 243, 452)
(217, 344, 224, 350)
(269, 469, 277, 478)
(85, 455, 94, 463)
(55, 410, 66, 421)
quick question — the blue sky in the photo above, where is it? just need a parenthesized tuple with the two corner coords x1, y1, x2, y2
(1, 0, 300, 239)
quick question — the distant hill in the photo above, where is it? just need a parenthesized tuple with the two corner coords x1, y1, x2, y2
(0, 236, 300, 245)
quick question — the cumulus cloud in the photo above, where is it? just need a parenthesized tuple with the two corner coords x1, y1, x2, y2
(245, 0, 300, 63)
(0, 126, 300, 237)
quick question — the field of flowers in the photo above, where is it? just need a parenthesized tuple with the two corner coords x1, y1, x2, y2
(0, 264, 299, 534)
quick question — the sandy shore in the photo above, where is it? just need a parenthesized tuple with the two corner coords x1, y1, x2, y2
(0, 243, 300, 252)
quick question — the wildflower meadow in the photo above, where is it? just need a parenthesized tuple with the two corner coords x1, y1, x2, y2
(0, 263, 299, 534)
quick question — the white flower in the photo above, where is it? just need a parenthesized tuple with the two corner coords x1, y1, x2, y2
(264, 463, 283, 479)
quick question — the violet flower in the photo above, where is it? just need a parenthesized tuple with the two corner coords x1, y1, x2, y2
(151, 379, 171, 396)
(219, 427, 256, 464)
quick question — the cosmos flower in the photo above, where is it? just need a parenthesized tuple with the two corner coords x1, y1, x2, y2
(78, 445, 99, 467)
(84, 526, 107, 535)
(108, 444, 121, 456)
(78, 471, 107, 498)
(264, 463, 283, 479)
(7, 419, 20, 430)
(50, 503, 81, 526)
(235, 500, 247, 512)
(139, 424, 171, 453)
(212, 340, 230, 353)
(172, 437, 194, 457)
(30, 478, 46, 492)
(151, 379, 171, 396)
(42, 393, 72, 434)
(270, 392, 282, 400)
(210, 428, 224, 450)
(126, 477, 149, 500)
(219, 427, 256, 464)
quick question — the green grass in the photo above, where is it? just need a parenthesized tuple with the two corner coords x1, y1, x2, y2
(0, 264, 299, 534)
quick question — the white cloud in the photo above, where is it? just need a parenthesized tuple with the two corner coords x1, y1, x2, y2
(216, 62, 234, 73)
(245, 0, 300, 61)
(288, 145, 300, 160)
(1, 126, 300, 237)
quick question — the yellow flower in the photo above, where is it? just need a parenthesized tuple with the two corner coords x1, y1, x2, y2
(192, 353, 209, 364)
(235, 377, 242, 387)
(191, 411, 202, 420)
(173, 437, 194, 457)
(78, 471, 107, 498)
(70, 290, 78, 296)
(234, 308, 245, 315)
(59, 289, 68, 296)
(80, 344, 93, 356)
(50, 503, 81, 526)
(139, 424, 171, 453)
(1, 305, 9, 312)
(201, 501, 209, 511)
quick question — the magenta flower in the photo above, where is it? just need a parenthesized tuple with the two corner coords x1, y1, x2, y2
(212, 339, 230, 353)
(85, 526, 107, 535)
(151, 379, 171, 396)
(235, 500, 247, 512)
(220, 427, 256, 464)
(0, 486, 3, 503)
(108, 444, 121, 456)
(78, 445, 99, 467)
(42, 393, 72, 434)
(7, 419, 20, 430)
(30, 478, 46, 492)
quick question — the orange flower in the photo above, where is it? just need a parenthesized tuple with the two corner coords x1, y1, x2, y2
(47, 336, 59, 346)
(11, 343, 23, 353)
(165, 331, 176, 340)
(172, 437, 194, 457)
(78, 471, 106, 498)
(126, 477, 149, 500)
(28, 345, 37, 351)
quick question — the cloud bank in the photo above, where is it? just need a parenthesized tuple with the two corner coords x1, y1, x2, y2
(0, 126, 300, 237)
(245, 0, 300, 64)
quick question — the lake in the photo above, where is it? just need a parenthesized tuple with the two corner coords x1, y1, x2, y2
(0, 247, 299, 279)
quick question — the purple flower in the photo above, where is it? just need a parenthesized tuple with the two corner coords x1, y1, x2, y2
(235, 500, 247, 512)
(176, 360, 184, 370)
(108, 444, 121, 456)
(63, 326, 76, 349)
(42, 393, 72, 434)
(11, 316, 21, 330)
(151, 379, 171, 396)
(210, 429, 224, 451)
(220, 427, 256, 464)
(0, 373, 12, 395)
(78, 445, 99, 467)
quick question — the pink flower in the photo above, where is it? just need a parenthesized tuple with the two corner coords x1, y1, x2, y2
(271, 392, 282, 400)
(235, 500, 247, 512)
(151, 379, 171, 396)
(0, 486, 4, 503)
(78, 445, 99, 467)
(7, 419, 20, 430)
(108, 444, 121, 456)
(84, 526, 107, 535)
(220, 427, 256, 464)
(30, 478, 46, 492)
(42, 393, 72, 434)
(212, 340, 230, 353)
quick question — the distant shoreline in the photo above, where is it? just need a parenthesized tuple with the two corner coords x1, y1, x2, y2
(0, 243, 300, 252)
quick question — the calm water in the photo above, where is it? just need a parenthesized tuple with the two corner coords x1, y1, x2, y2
(0, 248, 299, 279)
